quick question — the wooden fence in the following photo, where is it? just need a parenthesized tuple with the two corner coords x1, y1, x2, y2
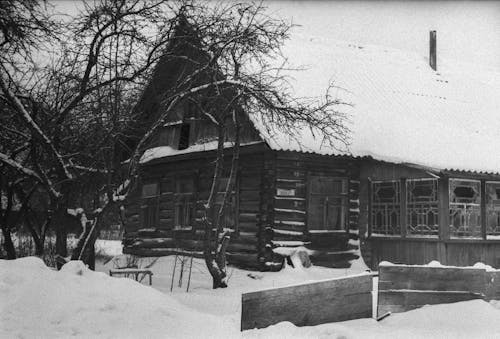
(378, 263, 500, 316)
(241, 273, 373, 331)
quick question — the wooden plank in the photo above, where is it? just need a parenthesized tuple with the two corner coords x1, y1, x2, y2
(123, 247, 204, 258)
(227, 242, 258, 254)
(378, 265, 488, 293)
(485, 271, 500, 301)
(238, 221, 259, 232)
(378, 290, 484, 315)
(241, 274, 373, 330)
(239, 201, 260, 213)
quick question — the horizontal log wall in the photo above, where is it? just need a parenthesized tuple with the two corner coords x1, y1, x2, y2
(241, 273, 374, 330)
(123, 150, 267, 270)
(378, 264, 500, 316)
(269, 151, 361, 268)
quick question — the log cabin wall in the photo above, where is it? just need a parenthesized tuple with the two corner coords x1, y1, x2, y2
(123, 145, 269, 270)
(268, 151, 362, 269)
(123, 147, 365, 271)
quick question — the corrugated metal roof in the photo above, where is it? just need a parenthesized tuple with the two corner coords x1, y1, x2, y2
(248, 34, 500, 174)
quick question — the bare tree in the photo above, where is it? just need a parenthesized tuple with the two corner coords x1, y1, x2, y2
(0, 0, 176, 264)
(0, 1, 349, 289)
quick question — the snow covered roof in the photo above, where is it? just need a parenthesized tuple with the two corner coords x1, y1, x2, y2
(140, 141, 263, 164)
(255, 33, 500, 174)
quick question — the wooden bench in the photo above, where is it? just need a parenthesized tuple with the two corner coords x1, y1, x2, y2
(109, 268, 153, 285)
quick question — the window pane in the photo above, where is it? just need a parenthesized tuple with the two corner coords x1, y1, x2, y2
(449, 179, 481, 238)
(176, 177, 194, 193)
(486, 182, 500, 236)
(175, 199, 192, 229)
(141, 199, 158, 228)
(310, 178, 347, 195)
(142, 183, 158, 198)
(308, 177, 347, 231)
(371, 181, 400, 235)
(406, 179, 439, 236)
(174, 176, 194, 229)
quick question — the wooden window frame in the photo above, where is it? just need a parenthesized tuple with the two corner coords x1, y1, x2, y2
(140, 182, 160, 229)
(449, 178, 482, 239)
(173, 174, 196, 230)
(307, 176, 349, 232)
(370, 180, 401, 237)
(406, 178, 439, 238)
(485, 181, 500, 239)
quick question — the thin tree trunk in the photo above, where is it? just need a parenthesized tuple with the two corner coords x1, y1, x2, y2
(203, 123, 228, 288)
(54, 206, 68, 269)
(1, 227, 16, 259)
(71, 202, 113, 269)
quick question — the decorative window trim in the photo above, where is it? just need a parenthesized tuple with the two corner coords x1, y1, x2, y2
(406, 178, 439, 237)
(449, 178, 482, 238)
(485, 181, 500, 238)
(370, 180, 401, 236)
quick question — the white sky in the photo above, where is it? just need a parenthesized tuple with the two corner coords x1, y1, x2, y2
(265, 1, 500, 68)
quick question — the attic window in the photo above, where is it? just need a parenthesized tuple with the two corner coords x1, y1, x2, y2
(178, 123, 190, 150)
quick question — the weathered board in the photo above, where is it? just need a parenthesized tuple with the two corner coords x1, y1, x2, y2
(241, 273, 373, 331)
(377, 264, 489, 316)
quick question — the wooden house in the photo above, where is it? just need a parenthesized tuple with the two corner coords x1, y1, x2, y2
(123, 24, 500, 270)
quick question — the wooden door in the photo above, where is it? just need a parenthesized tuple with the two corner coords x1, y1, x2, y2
(308, 176, 347, 231)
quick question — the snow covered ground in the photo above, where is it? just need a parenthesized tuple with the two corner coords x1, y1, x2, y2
(2, 255, 500, 338)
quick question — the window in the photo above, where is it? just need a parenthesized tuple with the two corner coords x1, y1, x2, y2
(308, 177, 347, 231)
(174, 176, 194, 229)
(178, 123, 190, 150)
(486, 181, 500, 237)
(142, 183, 159, 198)
(141, 183, 159, 228)
(406, 179, 439, 236)
(371, 181, 400, 235)
(449, 179, 481, 238)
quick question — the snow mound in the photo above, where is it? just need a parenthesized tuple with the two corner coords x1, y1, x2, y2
(60, 260, 87, 275)
(472, 262, 495, 272)
(426, 260, 443, 267)
(0, 257, 237, 339)
(246, 300, 500, 338)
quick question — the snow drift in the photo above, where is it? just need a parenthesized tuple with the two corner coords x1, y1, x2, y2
(0, 257, 237, 339)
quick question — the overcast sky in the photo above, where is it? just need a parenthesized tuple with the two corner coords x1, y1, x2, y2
(53, 1, 500, 68)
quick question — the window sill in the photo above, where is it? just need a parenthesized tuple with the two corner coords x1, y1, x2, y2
(173, 226, 193, 232)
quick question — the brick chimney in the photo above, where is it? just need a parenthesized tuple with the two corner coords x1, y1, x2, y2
(429, 30, 437, 71)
